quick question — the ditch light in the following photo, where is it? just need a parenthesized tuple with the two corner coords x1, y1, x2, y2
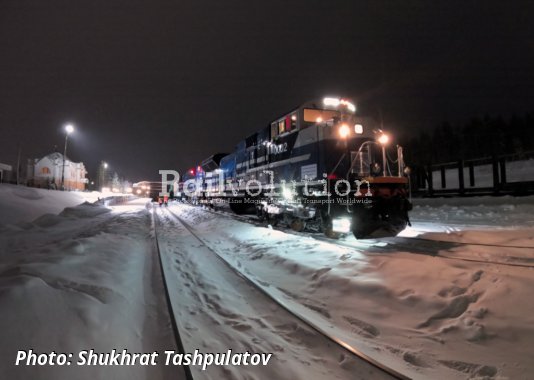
(332, 217, 352, 233)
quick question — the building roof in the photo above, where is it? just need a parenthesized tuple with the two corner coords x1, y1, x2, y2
(44, 152, 69, 163)
(0, 163, 12, 171)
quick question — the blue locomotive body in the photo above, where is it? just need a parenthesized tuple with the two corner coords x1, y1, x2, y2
(181, 97, 411, 239)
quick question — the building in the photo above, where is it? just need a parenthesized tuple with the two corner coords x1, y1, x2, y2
(28, 152, 87, 190)
(0, 163, 13, 183)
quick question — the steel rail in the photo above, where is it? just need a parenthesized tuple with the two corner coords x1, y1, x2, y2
(165, 207, 410, 380)
(150, 207, 195, 380)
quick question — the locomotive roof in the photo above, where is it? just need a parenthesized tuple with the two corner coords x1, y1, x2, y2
(200, 153, 228, 171)
(200, 153, 227, 165)
(269, 97, 355, 123)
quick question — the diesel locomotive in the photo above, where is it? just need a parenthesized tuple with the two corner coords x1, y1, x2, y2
(178, 97, 412, 239)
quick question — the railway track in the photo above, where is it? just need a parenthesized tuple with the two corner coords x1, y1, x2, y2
(186, 202, 534, 269)
(149, 206, 195, 380)
(162, 206, 409, 380)
(320, 235, 534, 269)
(393, 235, 534, 249)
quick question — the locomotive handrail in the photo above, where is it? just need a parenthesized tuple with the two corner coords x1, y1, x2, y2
(346, 140, 376, 178)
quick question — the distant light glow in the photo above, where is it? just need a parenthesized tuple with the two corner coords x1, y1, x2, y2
(355, 124, 363, 134)
(65, 124, 74, 134)
(316, 117, 323, 123)
(338, 124, 350, 139)
(291, 114, 297, 121)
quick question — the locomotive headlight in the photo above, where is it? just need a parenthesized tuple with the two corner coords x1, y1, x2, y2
(338, 124, 350, 139)
(332, 217, 351, 233)
(378, 133, 389, 145)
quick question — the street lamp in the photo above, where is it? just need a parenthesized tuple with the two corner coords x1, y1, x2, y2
(61, 124, 74, 190)
(100, 161, 109, 191)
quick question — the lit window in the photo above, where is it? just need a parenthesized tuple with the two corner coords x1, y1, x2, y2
(278, 120, 285, 134)
(41, 167, 51, 174)
(303, 109, 340, 123)
(290, 113, 297, 129)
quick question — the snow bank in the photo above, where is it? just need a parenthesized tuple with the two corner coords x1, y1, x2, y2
(0, 184, 103, 225)
(0, 199, 178, 380)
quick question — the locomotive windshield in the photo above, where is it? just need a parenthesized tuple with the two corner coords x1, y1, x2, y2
(303, 108, 340, 123)
(302, 108, 356, 130)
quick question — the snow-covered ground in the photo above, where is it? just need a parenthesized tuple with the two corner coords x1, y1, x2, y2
(0, 199, 180, 380)
(172, 197, 534, 379)
(156, 208, 392, 380)
(1, 191, 534, 379)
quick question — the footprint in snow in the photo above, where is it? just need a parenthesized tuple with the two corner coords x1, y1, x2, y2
(402, 351, 431, 368)
(311, 267, 331, 280)
(226, 320, 252, 332)
(438, 285, 467, 297)
(472, 270, 483, 282)
(343, 315, 380, 337)
(418, 293, 480, 328)
(438, 359, 497, 377)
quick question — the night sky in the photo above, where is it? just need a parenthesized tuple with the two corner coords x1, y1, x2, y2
(1, 0, 533, 181)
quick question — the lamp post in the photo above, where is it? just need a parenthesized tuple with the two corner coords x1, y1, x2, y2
(61, 124, 74, 190)
(100, 161, 109, 191)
